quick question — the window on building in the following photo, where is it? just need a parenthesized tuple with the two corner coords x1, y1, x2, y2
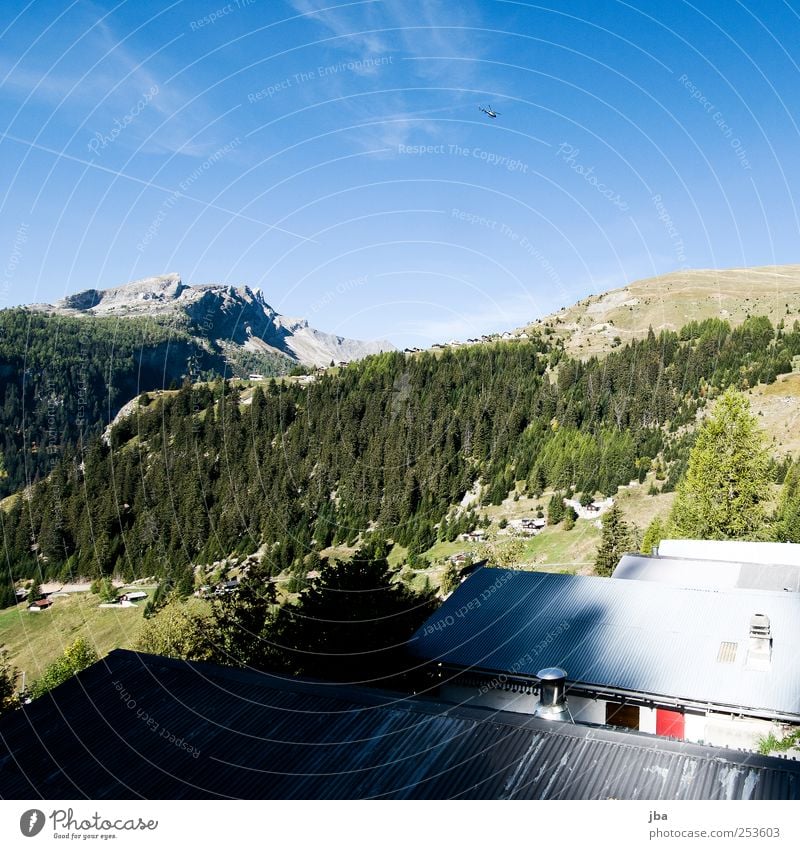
(605, 702, 640, 730)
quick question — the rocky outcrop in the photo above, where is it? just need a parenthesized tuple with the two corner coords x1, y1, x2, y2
(31, 274, 393, 368)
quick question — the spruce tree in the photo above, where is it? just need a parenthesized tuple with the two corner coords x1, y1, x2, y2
(27, 582, 41, 605)
(594, 503, 633, 576)
(775, 459, 800, 542)
(669, 388, 771, 539)
(642, 516, 665, 554)
(548, 492, 565, 524)
(0, 578, 15, 610)
(270, 550, 436, 682)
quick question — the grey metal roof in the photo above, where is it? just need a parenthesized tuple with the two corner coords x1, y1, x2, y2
(408, 568, 800, 718)
(1, 650, 798, 799)
(613, 553, 800, 592)
(658, 539, 800, 567)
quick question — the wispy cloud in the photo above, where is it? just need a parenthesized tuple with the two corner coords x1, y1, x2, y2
(0, 11, 229, 159)
(289, 0, 390, 55)
(287, 0, 488, 150)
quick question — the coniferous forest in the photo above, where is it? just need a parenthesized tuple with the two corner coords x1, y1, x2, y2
(0, 309, 291, 498)
(1, 311, 799, 611)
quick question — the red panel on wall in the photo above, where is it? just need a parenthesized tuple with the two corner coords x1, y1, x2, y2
(656, 708, 685, 739)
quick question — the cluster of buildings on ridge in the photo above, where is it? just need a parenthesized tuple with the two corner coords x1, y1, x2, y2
(426, 330, 530, 352)
(21, 584, 148, 611)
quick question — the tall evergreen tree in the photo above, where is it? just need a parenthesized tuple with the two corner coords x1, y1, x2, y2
(211, 564, 277, 668)
(270, 549, 436, 683)
(641, 516, 666, 554)
(594, 503, 633, 576)
(27, 581, 41, 605)
(548, 492, 566, 524)
(0, 576, 15, 610)
(775, 459, 800, 543)
(669, 388, 771, 539)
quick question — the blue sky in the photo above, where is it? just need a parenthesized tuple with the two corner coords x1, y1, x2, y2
(2, 0, 800, 347)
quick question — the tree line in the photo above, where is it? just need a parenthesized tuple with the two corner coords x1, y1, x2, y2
(1, 313, 798, 607)
(0, 308, 290, 497)
(596, 386, 800, 575)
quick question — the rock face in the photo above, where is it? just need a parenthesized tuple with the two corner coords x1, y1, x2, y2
(33, 273, 393, 368)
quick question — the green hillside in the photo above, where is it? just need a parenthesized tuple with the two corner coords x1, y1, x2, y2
(526, 264, 800, 360)
(3, 276, 800, 686)
(0, 308, 290, 497)
(0, 590, 150, 686)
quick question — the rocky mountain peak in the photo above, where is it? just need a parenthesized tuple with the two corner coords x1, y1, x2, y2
(56, 273, 186, 313)
(32, 273, 393, 368)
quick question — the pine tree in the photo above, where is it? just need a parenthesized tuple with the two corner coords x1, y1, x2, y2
(0, 650, 19, 715)
(669, 388, 771, 539)
(0, 578, 15, 610)
(98, 577, 117, 603)
(548, 492, 565, 524)
(27, 581, 41, 605)
(211, 564, 278, 668)
(775, 459, 800, 542)
(594, 503, 633, 576)
(642, 516, 665, 554)
(270, 550, 435, 682)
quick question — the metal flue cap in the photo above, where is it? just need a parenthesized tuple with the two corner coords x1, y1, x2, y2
(535, 667, 569, 721)
(537, 667, 567, 681)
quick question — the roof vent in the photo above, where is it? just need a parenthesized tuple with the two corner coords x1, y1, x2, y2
(745, 613, 772, 671)
(534, 667, 570, 721)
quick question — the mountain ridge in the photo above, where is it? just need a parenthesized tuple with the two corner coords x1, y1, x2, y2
(522, 263, 800, 360)
(29, 272, 394, 368)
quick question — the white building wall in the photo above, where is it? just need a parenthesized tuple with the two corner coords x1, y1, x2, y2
(441, 685, 611, 724)
(442, 683, 786, 755)
(568, 696, 607, 725)
(684, 712, 707, 743)
(703, 713, 777, 751)
(639, 706, 657, 734)
(440, 684, 539, 714)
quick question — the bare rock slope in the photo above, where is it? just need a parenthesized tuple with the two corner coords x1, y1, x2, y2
(33, 273, 393, 368)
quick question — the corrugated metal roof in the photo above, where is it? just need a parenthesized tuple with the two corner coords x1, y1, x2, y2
(0, 650, 798, 800)
(408, 569, 800, 717)
(613, 553, 800, 592)
(658, 539, 800, 567)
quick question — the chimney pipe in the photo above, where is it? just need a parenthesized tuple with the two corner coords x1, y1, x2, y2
(746, 613, 772, 670)
(534, 667, 570, 721)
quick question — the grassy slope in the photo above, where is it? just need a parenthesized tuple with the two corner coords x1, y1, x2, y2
(523, 264, 800, 360)
(420, 475, 676, 574)
(747, 371, 800, 457)
(0, 590, 153, 687)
